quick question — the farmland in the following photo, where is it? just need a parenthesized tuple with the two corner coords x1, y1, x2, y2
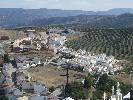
(66, 28, 133, 61)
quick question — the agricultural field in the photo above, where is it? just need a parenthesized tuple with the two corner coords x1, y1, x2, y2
(66, 28, 133, 61)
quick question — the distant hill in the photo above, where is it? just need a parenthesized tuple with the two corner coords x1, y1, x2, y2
(0, 8, 133, 28)
(0, 8, 94, 28)
(97, 8, 133, 15)
(31, 13, 133, 28)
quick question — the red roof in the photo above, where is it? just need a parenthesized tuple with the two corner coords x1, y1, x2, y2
(0, 36, 9, 40)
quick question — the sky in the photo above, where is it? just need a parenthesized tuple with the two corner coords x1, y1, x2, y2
(0, 0, 133, 11)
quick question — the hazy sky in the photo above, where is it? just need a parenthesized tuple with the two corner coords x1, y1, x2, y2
(0, 0, 133, 11)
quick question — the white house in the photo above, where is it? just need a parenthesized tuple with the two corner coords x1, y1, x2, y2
(63, 97, 74, 100)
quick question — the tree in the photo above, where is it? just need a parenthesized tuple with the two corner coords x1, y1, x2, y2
(49, 86, 55, 92)
(84, 74, 94, 89)
(96, 74, 116, 92)
(0, 96, 9, 100)
(4, 54, 10, 63)
(61, 81, 88, 100)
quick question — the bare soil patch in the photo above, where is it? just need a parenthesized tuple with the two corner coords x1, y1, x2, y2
(27, 65, 80, 87)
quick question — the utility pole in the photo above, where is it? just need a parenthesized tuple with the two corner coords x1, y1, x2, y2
(66, 67, 69, 96)
(60, 63, 70, 97)
(60, 53, 74, 97)
(130, 70, 133, 99)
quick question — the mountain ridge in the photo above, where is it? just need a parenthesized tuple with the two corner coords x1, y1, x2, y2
(0, 8, 133, 28)
(31, 13, 133, 28)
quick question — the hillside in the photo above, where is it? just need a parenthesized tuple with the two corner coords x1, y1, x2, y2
(0, 8, 94, 28)
(0, 8, 133, 28)
(32, 14, 133, 28)
(66, 28, 133, 61)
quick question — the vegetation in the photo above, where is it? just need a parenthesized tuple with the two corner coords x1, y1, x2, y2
(1, 8, 133, 28)
(123, 62, 133, 74)
(49, 86, 55, 92)
(0, 96, 9, 100)
(3, 54, 10, 63)
(62, 74, 131, 99)
(66, 82, 88, 100)
(84, 73, 94, 89)
(66, 28, 133, 61)
(94, 74, 131, 99)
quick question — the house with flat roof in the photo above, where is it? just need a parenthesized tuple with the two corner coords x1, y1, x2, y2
(20, 82, 48, 95)
(29, 95, 47, 100)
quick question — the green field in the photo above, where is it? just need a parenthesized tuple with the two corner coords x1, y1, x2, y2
(66, 28, 133, 61)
